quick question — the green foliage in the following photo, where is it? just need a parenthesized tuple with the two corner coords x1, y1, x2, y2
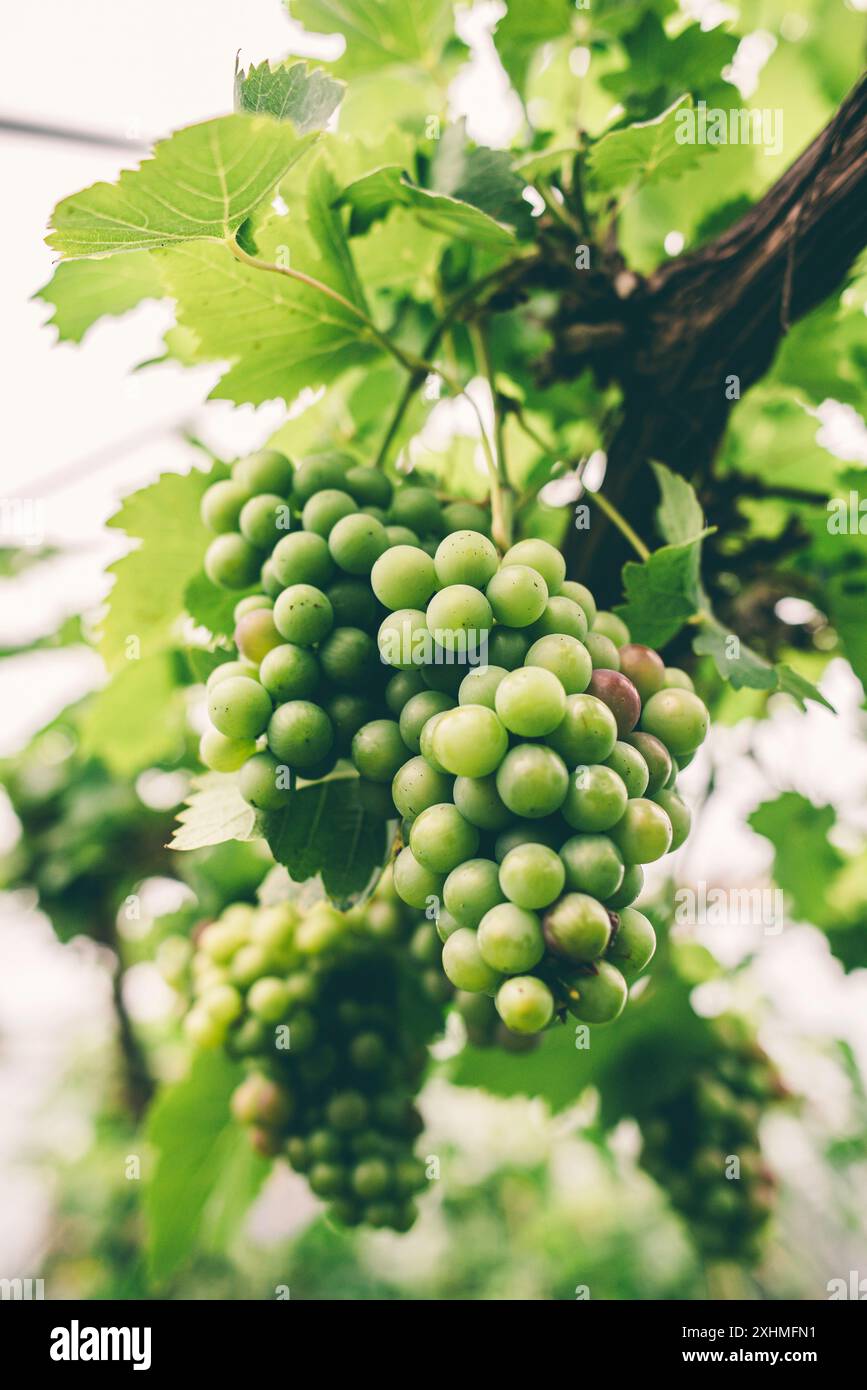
(234, 59, 344, 130)
(587, 97, 708, 195)
(262, 776, 392, 907)
(36, 253, 164, 343)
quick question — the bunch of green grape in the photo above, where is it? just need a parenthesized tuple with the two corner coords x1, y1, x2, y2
(377, 532, 710, 1036)
(197, 448, 490, 814)
(639, 1020, 785, 1260)
(183, 880, 444, 1231)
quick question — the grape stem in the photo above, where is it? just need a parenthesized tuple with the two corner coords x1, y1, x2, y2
(467, 320, 513, 552)
(584, 485, 651, 562)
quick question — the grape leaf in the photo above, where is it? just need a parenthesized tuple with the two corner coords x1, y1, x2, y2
(749, 793, 843, 928)
(769, 289, 867, 413)
(491, 0, 574, 100)
(171, 773, 259, 851)
(600, 12, 737, 117)
(430, 121, 531, 231)
(48, 115, 318, 258)
(693, 620, 834, 711)
(234, 60, 344, 131)
(587, 97, 709, 195)
(615, 535, 708, 648)
(826, 570, 867, 692)
(340, 166, 517, 246)
(262, 777, 391, 907)
(185, 570, 244, 641)
(76, 653, 186, 776)
(286, 0, 459, 78)
(35, 252, 164, 343)
(651, 460, 705, 545)
(774, 663, 835, 714)
(145, 1049, 267, 1283)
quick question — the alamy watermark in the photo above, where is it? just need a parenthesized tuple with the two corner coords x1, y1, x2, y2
(379, 627, 489, 668)
(675, 883, 784, 935)
(675, 100, 783, 157)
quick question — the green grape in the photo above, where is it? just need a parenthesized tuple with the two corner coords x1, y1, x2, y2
(584, 631, 621, 670)
(319, 626, 378, 687)
(560, 834, 624, 900)
(201, 983, 244, 1025)
(494, 665, 566, 736)
(652, 789, 691, 850)
(494, 819, 560, 861)
(663, 666, 695, 691)
(234, 449, 294, 496)
(624, 731, 673, 796)
(604, 863, 644, 910)
(496, 744, 569, 818)
(434, 530, 499, 588)
(385, 669, 427, 716)
(239, 751, 291, 810)
(426, 584, 492, 653)
(261, 559, 284, 598)
(302, 488, 356, 538)
(502, 539, 565, 595)
(418, 710, 450, 772)
(525, 633, 592, 695)
(239, 493, 290, 550)
(559, 580, 597, 626)
(343, 466, 392, 509)
(431, 705, 509, 778)
(527, 596, 588, 642)
(201, 479, 251, 533)
(377, 608, 428, 669)
(234, 594, 274, 620)
(326, 692, 375, 752)
(351, 1157, 392, 1199)
(308, 1161, 347, 1197)
(351, 719, 409, 783)
(441, 928, 502, 992)
(267, 700, 334, 769)
(291, 457, 350, 506)
(231, 1074, 294, 1128)
(329, 513, 388, 575)
(592, 611, 630, 646)
(543, 892, 611, 962)
(499, 843, 566, 909)
(458, 663, 507, 709)
(385, 525, 420, 547)
(436, 907, 462, 942)
(235, 608, 283, 664)
(619, 643, 666, 703)
(495, 976, 554, 1034)
(604, 741, 649, 798)
(208, 676, 272, 739)
(371, 544, 437, 610)
(389, 485, 444, 537)
(641, 688, 710, 757)
(443, 858, 504, 929)
(327, 1091, 370, 1132)
(259, 643, 319, 703)
(609, 797, 673, 863)
(564, 960, 628, 1023)
(453, 773, 512, 830)
(587, 669, 641, 736)
(399, 690, 455, 752)
(486, 627, 531, 669)
(205, 533, 262, 589)
(199, 728, 257, 772)
(442, 501, 490, 534)
(548, 692, 618, 766)
(272, 531, 335, 589)
(247, 976, 292, 1023)
(477, 903, 544, 974)
(605, 906, 656, 981)
(409, 803, 479, 874)
(273, 584, 334, 647)
(486, 564, 548, 627)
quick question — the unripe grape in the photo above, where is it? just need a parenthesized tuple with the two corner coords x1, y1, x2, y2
(239, 751, 291, 810)
(201, 479, 250, 533)
(560, 580, 597, 626)
(205, 533, 262, 589)
(235, 608, 282, 664)
(319, 626, 378, 687)
(272, 531, 335, 588)
(443, 858, 505, 929)
(351, 719, 409, 783)
(442, 501, 490, 533)
(247, 976, 292, 1022)
(329, 513, 388, 574)
(609, 797, 673, 863)
(392, 756, 453, 820)
(624, 731, 672, 796)
(233, 449, 294, 496)
(290, 456, 349, 505)
(208, 676, 272, 739)
(477, 903, 545, 974)
(604, 862, 644, 910)
(371, 544, 437, 610)
(385, 525, 420, 547)
(494, 819, 560, 861)
(584, 632, 621, 670)
(543, 892, 611, 963)
(442, 927, 502, 993)
(385, 669, 427, 716)
(199, 728, 257, 773)
(259, 643, 319, 703)
(486, 564, 548, 627)
(592, 611, 630, 646)
(549, 692, 618, 768)
(344, 466, 392, 509)
(261, 558, 283, 598)
(604, 740, 649, 798)
(207, 659, 257, 690)
(434, 530, 499, 588)
(641, 688, 710, 757)
(399, 690, 455, 752)
(426, 584, 492, 653)
(560, 834, 624, 900)
(564, 960, 628, 1023)
(409, 803, 479, 874)
(652, 788, 691, 850)
(495, 976, 554, 1034)
(618, 643, 666, 703)
(605, 906, 656, 980)
(663, 666, 695, 691)
(393, 847, 444, 909)
(458, 663, 507, 709)
(234, 594, 274, 620)
(239, 493, 290, 550)
(431, 705, 509, 778)
(202, 982, 244, 1025)
(273, 584, 334, 646)
(502, 538, 565, 595)
(587, 669, 641, 736)
(301, 488, 355, 538)
(486, 627, 531, 669)
(389, 486, 444, 537)
(325, 578, 379, 632)
(453, 773, 511, 830)
(495, 666, 566, 736)
(499, 842, 566, 909)
(525, 633, 592, 694)
(377, 608, 428, 669)
(267, 700, 334, 769)
(528, 596, 588, 642)
(496, 744, 569, 818)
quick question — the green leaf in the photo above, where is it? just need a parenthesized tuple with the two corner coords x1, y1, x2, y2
(749, 793, 844, 928)
(145, 1049, 267, 1282)
(774, 663, 835, 714)
(48, 115, 318, 258)
(693, 619, 778, 691)
(286, 0, 458, 78)
(340, 166, 517, 247)
(491, 0, 574, 100)
(185, 570, 243, 641)
(35, 252, 164, 343)
(826, 570, 867, 693)
(769, 287, 867, 413)
(587, 96, 708, 195)
(99, 468, 218, 671)
(171, 774, 259, 851)
(430, 121, 531, 231)
(600, 12, 737, 118)
(76, 653, 186, 776)
(651, 460, 705, 544)
(262, 777, 391, 907)
(234, 60, 344, 131)
(615, 536, 707, 648)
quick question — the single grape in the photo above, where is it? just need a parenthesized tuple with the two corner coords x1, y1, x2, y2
(385, 669, 427, 716)
(319, 626, 378, 687)
(559, 580, 597, 626)
(652, 788, 691, 850)
(486, 565, 548, 627)
(371, 545, 437, 610)
(431, 705, 509, 778)
(208, 676, 272, 739)
(592, 611, 630, 646)
(564, 960, 628, 1024)
(587, 669, 641, 736)
(548, 692, 618, 767)
(442, 928, 502, 993)
(205, 533, 262, 589)
(329, 513, 388, 575)
(641, 688, 710, 757)
(609, 797, 673, 863)
(453, 773, 512, 830)
(435, 907, 462, 942)
(327, 1091, 370, 1132)
(385, 525, 419, 547)
(443, 858, 505, 929)
(399, 690, 455, 752)
(274, 584, 334, 647)
(410, 803, 479, 874)
(496, 744, 569, 818)
(234, 594, 274, 620)
(343, 466, 392, 509)
(624, 731, 672, 796)
(494, 666, 565, 738)
(500, 843, 566, 909)
(560, 834, 625, 900)
(234, 449, 294, 496)
(267, 700, 334, 769)
(525, 634, 592, 695)
(272, 531, 335, 589)
(247, 976, 292, 1023)
(434, 530, 499, 589)
(502, 539, 565, 595)
(663, 666, 695, 691)
(605, 906, 656, 981)
(543, 892, 611, 963)
(389, 486, 444, 537)
(458, 664, 507, 709)
(495, 976, 554, 1034)
(239, 493, 290, 550)
(302, 488, 355, 538)
(485, 627, 531, 669)
(351, 719, 409, 783)
(604, 863, 644, 910)
(259, 643, 319, 703)
(261, 558, 283, 598)
(377, 608, 429, 670)
(207, 659, 258, 690)
(604, 741, 649, 798)
(426, 584, 492, 654)
(418, 710, 450, 772)
(201, 479, 251, 533)
(477, 903, 544, 974)
(494, 819, 560, 861)
(199, 728, 257, 773)
(563, 764, 628, 832)
(619, 644, 666, 703)
(239, 751, 291, 810)
(326, 692, 375, 752)
(527, 596, 588, 643)
(584, 632, 621, 671)
(442, 501, 490, 534)
(235, 608, 283, 664)
(391, 757, 452, 821)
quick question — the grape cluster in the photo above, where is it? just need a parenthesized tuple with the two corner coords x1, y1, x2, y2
(183, 881, 445, 1231)
(378, 533, 710, 1037)
(639, 1021, 785, 1260)
(197, 448, 490, 815)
